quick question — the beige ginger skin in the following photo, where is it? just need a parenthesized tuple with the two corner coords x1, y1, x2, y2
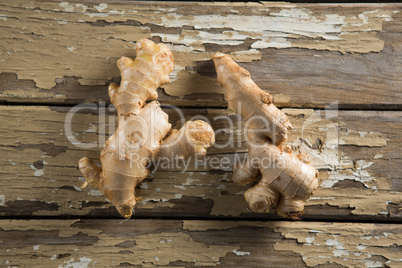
(212, 52, 318, 220)
(79, 39, 215, 218)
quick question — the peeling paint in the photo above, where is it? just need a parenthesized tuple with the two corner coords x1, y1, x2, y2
(72, 185, 82, 192)
(273, 222, 402, 268)
(232, 249, 251, 256)
(0, 194, 5, 206)
(11, 220, 397, 267)
(0, 219, 235, 266)
(94, 3, 108, 13)
(59, 2, 74, 13)
(157, 11, 343, 46)
(340, 130, 388, 147)
(59, 257, 92, 268)
(0, 1, 398, 92)
(321, 160, 374, 188)
(154, 30, 248, 51)
(30, 164, 44, 177)
(0, 106, 400, 218)
(139, 182, 148, 189)
(229, 49, 262, 62)
(282, 108, 398, 216)
(87, 189, 103, 196)
(131, 232, 236, 266)
(155, 8, 395, 54)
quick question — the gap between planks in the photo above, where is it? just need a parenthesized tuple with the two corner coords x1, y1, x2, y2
(1, 102, 401, 112)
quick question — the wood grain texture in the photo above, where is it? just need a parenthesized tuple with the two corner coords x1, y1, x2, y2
(0, 219, 400, 267)
(0, 1, 401, 109)
(0, 106, 400, 220)
(0, 1, 401, 265)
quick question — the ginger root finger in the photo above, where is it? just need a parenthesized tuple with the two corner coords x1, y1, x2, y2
(231, 154, 259, 186)
(212, 52, 292, 145)
(157, 120, 215, 160)
(109, 38, 174, 117)
(78, 157, 101, 189)
(212, 53, 318, 220)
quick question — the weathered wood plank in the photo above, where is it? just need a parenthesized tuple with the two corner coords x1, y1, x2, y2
(0, 219, 400, 267)
(0, 1, 401, 108)
(0, 106, 400, 220)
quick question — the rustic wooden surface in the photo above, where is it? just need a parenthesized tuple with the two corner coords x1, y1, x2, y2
(0, 219, 401, 267)
(1, 1, 401, 109)
(0, 106, 401, 221)
(0, 1, 401, 267)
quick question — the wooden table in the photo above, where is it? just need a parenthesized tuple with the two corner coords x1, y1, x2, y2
(0, 1, 401, 267)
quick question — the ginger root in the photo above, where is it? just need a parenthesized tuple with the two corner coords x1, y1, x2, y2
(79, 39, 215, 218)
(212, 52, 318, 220)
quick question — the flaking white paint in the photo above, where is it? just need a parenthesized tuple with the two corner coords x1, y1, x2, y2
(59, 2, 74, 12)
(306, 237, 315, 244)
(326, 238, 350, 257)
(185, 176, 200, 185)
(232, 249, 251, 256)
(364, 260, 383, 268)
(72, 185, 82, 192)
(321, 160, 374, 188)
(30, 164, 44, 177)
(174, 185, 186, 190)
(159, 11, 343, 40)
(359, 9, 394, 25)
(0, 194, 5, 206)
(59, 257, 92, 268)
(75, 4, 88, 12)
(94, 3, 108, 12)
(152, 7, 399, 54)
(357, 245, 367, 250)
(87, 189, 103, 196)
(139, 182, 148, 189)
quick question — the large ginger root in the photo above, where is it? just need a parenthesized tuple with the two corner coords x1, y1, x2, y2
(212, 52, 318, 220)
(79, 39, 215, 218)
